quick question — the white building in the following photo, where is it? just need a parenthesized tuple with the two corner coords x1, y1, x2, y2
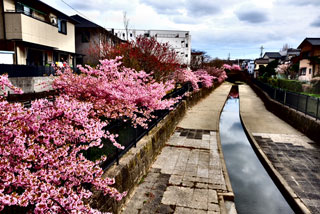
(113, 29, 191, 65)
(247, 60, 255, 75)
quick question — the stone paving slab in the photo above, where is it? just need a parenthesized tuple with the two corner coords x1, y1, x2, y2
(253, 133, 320, 214)
(239, 84, 320, 214)
(121, 129, 227, 214)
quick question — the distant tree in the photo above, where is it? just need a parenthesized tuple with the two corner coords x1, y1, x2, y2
(281, 43, 290, 52)
(260, 60, 278, 78)
(88, 36, 181, 82)
(123, 11, 129, 41)
(205, 57, 224, 68)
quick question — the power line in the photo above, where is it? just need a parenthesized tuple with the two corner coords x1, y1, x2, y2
(59, 0, 90, 20)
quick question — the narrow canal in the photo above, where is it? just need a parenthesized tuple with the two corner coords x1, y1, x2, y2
(219, 86, 294, 214)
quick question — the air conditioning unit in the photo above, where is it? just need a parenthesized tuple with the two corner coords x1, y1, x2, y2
(50, 17, 57, 25)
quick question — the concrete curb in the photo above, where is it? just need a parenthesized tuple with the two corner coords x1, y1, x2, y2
(239, 112, 311, 214)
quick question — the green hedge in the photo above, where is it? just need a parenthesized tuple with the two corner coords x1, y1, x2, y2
(259, 77, 303, 93)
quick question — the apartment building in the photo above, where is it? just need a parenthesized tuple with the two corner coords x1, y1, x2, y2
(113, 29, 191, 65)
(0, 0, 77, 67)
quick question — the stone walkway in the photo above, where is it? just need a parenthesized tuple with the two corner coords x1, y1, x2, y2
(239, 84, 320, 214)
(121, 83, 235, 214)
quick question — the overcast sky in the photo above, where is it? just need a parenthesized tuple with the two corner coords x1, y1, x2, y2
(43, 0, 320, 59)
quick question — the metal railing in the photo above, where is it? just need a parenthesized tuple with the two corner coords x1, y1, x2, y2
(0, 64, 56, 77)
(83, 83, 193, 170)
(252, 79, 320, 120)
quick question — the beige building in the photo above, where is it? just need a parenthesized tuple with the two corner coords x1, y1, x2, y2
(0, 0, 77, 66)
(254, 58, 269, 78)
(297, 38, 320, 81)
(71, 14, 124, 66)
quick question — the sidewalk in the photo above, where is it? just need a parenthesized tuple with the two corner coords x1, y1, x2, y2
(239, 84, 319, 214)
(120, 83, 236, 214)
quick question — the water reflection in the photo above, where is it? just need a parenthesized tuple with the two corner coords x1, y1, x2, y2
(220, 96, 294, 214)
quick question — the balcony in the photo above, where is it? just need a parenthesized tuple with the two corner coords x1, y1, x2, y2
(4, 12, 75, 53)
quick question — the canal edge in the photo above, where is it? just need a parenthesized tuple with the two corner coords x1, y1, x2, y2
(238, 112, 311, 214)
(216, 85, 236, 213)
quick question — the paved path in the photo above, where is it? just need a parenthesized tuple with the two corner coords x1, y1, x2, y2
(239, 84, 320, 214)
(121, 83, 235, 214)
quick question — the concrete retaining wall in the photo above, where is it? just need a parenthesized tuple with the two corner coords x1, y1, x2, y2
(89, 85, 217, 213)
(7, 76, 55, 94)
(250, 83, 320, 143)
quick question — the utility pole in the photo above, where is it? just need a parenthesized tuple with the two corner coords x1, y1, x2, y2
(228, 53, 230, 61)
(260, 45, 264, 58)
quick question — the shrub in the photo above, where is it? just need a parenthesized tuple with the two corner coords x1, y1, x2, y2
(277, 79, 303, 92)
(311, 77, 320, 94)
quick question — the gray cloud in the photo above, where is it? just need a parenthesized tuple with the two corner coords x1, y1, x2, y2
(186, 0, 221, 17)
(236, 11, 269, 23)
(286, 0, 320, 6)
(311, 16, 320, 27)
(140, 0, 183, 15)
(141, 0, 221, 17)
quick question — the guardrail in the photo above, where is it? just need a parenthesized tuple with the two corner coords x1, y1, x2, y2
(252, 79, 320, 120)
(0, 64, 57, 77)
(83, 83, 193, 170)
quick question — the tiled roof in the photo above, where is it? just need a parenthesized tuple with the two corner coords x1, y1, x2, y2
(263, 52, 282, 58)
(298, 38, 320, 48)
(255, 58, 269, 64)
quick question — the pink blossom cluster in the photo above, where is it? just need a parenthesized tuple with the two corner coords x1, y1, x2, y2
(0, 74, 23, 97)
(223, 64, 241, 71)
(204, 67, 228, 83)
(172, 68, 200, 91)
(275, 63, 290, 74)
(53, 57, 177, 128)
(194, 69, 214, 88)
(0, 87, 126, 213)
(173, 67, 228, 91)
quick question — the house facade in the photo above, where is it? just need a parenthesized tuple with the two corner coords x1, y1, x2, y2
(297, 38, 320, 81)
(0, 0, 77, 67)
(71, 15, 124, 65)
(113, 29, 191, 65)
(254, 58, 269, 78)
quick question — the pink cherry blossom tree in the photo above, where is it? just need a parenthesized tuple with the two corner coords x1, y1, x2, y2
(0, 74, 126, 213)
(53, 57, 177, 129)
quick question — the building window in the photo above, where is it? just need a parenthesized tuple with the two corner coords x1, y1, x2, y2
(115, 33, 118, 36)
(144, 33, 150, 37)
(123, 33, 125, 38)
(309, 68, 312, 74)
(185, 54, 188, 58)
(300, 67, 306, 75)
(58, 19, 67, 34)
(81, 31, 90, 43)
(186, 43, 188, 48)
(130, 33, 133, 37)
(16, 2, 32, 16)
